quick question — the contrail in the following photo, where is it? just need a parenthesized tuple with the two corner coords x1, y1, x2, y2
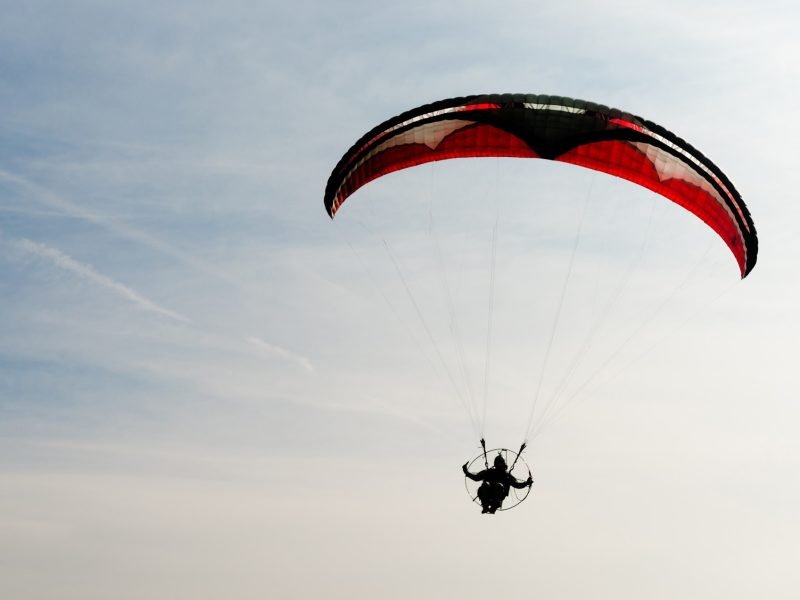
(13, 238, 191, 323)
(0, 168, 241, 286)
(246, 336, 315, 373)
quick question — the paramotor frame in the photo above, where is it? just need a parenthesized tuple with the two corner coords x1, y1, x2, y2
(464, 447, 533, 512)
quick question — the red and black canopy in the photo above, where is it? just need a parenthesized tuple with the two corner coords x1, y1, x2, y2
(324, 94, 757, 277)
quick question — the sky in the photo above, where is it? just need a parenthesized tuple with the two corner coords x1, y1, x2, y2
(1, 0, 800, 598)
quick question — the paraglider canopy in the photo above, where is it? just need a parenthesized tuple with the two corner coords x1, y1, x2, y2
(324, 93, 757, 277)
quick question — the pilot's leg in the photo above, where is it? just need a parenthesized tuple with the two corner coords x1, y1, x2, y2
(477, 482, 492, 513)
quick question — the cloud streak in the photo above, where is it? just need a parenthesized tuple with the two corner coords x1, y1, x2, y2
(0, 168, 244, 288)
(12, 237, 190, 323)
(246, 336, 315, 373)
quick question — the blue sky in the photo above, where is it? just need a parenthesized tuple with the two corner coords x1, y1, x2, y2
(2, 1, 799, 598)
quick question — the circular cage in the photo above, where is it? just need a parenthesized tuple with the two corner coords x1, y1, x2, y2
(464, 447, 532, 512)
